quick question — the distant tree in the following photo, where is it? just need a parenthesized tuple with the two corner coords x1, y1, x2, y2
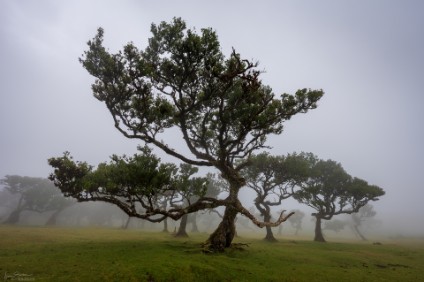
(188, 173, 224, 233)
(122, 216, 132, 229)
(241, 152, 311, 241)
(55, 17, 324, 251)
(0, 175, 74, 225)
(0, 188, 16, 221)
(293, 156, 385, 242)
(323, 219, 347, 233)
(351, 204, 376, 241)
(286, 209, 305, 236)
(172, 164, 208, 237)
(44, 196, 76, 226)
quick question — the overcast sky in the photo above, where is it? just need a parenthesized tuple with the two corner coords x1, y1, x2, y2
(1, 0, 423, 234)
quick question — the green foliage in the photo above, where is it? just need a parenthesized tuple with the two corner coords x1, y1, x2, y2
(293, 155, 385, 220)
(290, 154, 385, 242)
(239, 152, 316, 240)
(79, 17, 324, 170)
(242, 152, 314, 201)
(48, 146, 211, 221)
(47, 152, 93, 198)
(324, 219, 347, 233)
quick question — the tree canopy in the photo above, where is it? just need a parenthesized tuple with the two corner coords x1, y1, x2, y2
(48, 147, 213, 223)
(241, 152, 312, 241)
(293, 155, 385, 242)
(1, 175, 74, 224)
(50, 17, 324, 251)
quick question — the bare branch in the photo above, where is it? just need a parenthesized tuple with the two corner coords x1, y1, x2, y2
(236, 201, 294, 228)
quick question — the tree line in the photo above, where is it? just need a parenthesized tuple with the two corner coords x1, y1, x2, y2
(2, 150, 383, 244)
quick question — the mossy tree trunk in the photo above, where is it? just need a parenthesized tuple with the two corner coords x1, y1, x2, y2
(205, 176, 243, 251)
(206, 205, 238, 251)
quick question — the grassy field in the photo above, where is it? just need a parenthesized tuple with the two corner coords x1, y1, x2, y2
(0, 226, 423, 281)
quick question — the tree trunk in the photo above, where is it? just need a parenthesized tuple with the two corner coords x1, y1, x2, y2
(123, 216, 131, 229)
(4, 195, 24, 225)
(162, 217, 169, 233)
(175, 214, 189, 237)
(205, 205, 238, 251)
(263, 213, 277, 242)
(190, 212, 199, 233)
(3, 209, 22, 224)
(277, 224, 283, 235)
(314, 216, 326, 242)
(353, 224, 367, 241)
(45, 208, 64, 226)
(204, 173, 244, 252)
(294, 226, 300, 236)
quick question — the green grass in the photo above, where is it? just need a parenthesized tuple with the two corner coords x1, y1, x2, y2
(0, 226, 423, 281)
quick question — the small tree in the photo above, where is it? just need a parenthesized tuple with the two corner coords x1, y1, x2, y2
(0, 175, 74, 225)
(189, 173, 224, 233)
(323, 219, 347, 233)
(286, 209, 305, 236)
(52, 18, 323, 251)
(293, 156, 385, 242)
(241, 152, 311, 241)
(351, 204, 376, 241)
(172, 164, 207, 237)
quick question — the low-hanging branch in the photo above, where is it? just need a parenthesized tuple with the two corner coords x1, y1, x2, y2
(236, 200, 295, 228)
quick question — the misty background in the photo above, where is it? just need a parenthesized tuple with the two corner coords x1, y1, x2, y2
(1, 0, 423, 236)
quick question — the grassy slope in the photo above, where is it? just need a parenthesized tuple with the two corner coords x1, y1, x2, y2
(0, 226, 423, 281)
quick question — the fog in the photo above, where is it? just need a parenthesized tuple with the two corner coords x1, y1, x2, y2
(1, 0, 423, 237)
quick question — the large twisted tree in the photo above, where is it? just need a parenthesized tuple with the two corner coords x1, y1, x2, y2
(50, 18, 323, 251)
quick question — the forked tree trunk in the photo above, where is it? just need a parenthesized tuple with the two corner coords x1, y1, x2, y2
(175, 214, 189, 237)
(3, 209, 22, 224)
(205, 205, 238, 252)
(314, 216, 326, 242)
(353, 224, 367, 241)
(204, 175, 243, 252)
(255, 201, 276, 242)
(45, 208, 65, 226)
(4, 195, 24, 225)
